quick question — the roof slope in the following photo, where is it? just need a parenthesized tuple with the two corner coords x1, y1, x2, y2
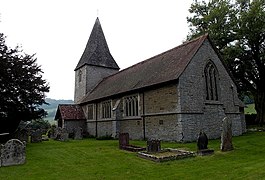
(80, 35, 208, 104)
(54, 104, 86, 120)
(75, 17, 119, 70)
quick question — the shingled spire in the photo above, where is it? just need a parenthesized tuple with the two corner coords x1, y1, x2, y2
(75, 17, 119, 70)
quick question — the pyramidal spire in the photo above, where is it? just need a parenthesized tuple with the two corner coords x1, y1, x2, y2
(75, 17, 119, 70)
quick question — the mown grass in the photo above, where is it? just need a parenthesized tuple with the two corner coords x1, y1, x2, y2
(245, 103, 256, 114)
(1, 131, 265, 179)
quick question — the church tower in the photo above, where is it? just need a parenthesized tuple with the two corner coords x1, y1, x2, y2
(74, 17, 120, 103)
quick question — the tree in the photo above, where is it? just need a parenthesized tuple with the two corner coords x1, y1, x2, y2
(0, 33, 50, 134)
(187, 0, 265, 126)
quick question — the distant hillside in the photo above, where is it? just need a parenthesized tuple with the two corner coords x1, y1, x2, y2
(42, 98, 74, 122)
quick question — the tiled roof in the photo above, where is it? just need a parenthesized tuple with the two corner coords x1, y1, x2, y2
(80, 34, 208, 104)
(75, 17, 119, 71)
(54, 104, 86, 120)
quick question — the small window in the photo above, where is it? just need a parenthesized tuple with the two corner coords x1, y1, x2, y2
(101, 101, 112, 119)
(78, 70, 82, 82)
(87, 104, 94, 120)
(124, 95, 139, 117)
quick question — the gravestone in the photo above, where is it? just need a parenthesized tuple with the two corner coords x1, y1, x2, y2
(74, 128, 83, 140)
(49, 126, 57, 139)
(31, 129, 42, 143)
(147, 140, 161, 153)
(197, 131, 208, 150)
(119, 133, 129, 149)
(0, 139, 26, 167)
(197, 131, 214, 156)
(221, 117, 233, 151)
(55, 127, 63, 140)
(118, 133, 145, 152)
(13, 129, 29, 143)
(59, 128, 69, 142)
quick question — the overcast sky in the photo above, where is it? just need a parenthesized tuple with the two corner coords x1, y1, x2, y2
(0, 0, 195, 100)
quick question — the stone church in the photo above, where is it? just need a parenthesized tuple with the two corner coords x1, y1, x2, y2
(55, 17, 246, 142)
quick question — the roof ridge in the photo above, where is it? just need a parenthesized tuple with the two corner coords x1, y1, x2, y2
(79, 34, 208, 104)
(94, 34, 209, 80)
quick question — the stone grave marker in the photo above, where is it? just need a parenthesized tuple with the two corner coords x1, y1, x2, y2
(31, 129, 42, 143)
(221, 117, 233, 151)
(74, 128, 83, 140)
(197, 131, 208, 150)
(13, 129, 29, 143)
(197, 131, 214, 156)
(49, 126, 57, 139)
(147, 140, 161, 153)
(60, 128, 69, 142)
(55, 127, 63, 140)
(119, 133, 129, 149)
(0, 139, 26, 167)
(118, 133, 145, 152)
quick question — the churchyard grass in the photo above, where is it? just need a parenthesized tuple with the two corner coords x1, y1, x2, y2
(245, 103, 256, 114)
(1, 131, 265, 179)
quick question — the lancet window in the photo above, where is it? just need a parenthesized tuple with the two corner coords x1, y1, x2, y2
(204, 61, 219, 101)
(124, 95, 139, 117)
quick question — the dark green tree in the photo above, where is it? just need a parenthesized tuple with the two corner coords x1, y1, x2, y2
(0, 33, 50, 134)
(187, 0, 265, 125)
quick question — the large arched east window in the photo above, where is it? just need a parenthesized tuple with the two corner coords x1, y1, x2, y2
(204, 61, 219, 101)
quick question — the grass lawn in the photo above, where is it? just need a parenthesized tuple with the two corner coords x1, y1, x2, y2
(245, 103, 256, 114)
(1, 131, 265, 179)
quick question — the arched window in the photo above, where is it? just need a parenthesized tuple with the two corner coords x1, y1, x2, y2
(124, 95, 139, 117)
(204, 61, 219, 101)
(101, 100, 112, 119)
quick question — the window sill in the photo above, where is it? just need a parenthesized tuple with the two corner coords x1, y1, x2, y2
(204, 100, 223, 105)
(123, 116, 141, 120)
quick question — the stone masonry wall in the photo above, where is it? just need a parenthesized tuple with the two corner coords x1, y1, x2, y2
(119, 119, 143, 140)
(82, 40, 246, 141)
(177, 39, 245, 141)
(74, 66, 87, 103)
(64, 120, 86, 134)
(145, 114, 179, 141)
(97, 121, 113, 137)
(74, 65, 118, 103)
(143, 84, 180, 141)
(144, 84, 178, 114)
(87, 121, 96, 136)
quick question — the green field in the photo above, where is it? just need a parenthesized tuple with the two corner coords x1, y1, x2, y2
(245, 103, 256, 114)
(1, 131, 265, 179)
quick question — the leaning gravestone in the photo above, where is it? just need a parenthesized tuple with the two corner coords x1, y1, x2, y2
(0, 139, 26, 167)
(147, 140, 161, 153)
(221, 117, 233, 151)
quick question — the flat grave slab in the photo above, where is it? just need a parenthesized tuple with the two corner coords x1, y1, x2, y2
(138, 148, 195, 162)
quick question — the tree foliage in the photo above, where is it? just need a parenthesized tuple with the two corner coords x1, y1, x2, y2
(187, 0, 265, 125)
(0, 33, 50, 133)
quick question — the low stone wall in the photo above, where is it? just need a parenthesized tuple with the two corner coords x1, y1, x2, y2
(0, 139, 26, 167)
